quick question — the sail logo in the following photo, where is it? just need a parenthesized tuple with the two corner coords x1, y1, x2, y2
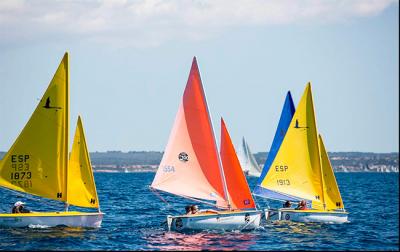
(243, 199, 250, 205)
(43, 97, 62, 110)
(178, 152, 189, 162)
(294, 119, 308, 130)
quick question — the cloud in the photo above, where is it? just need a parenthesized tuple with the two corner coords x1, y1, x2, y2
(0, 0, 397, 47)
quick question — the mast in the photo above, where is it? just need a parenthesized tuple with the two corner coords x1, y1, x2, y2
(196, 58, 230, 209)
(64, 52, 70, 210)
(317, 138, 326, 210)
(308, 82, 326, 210)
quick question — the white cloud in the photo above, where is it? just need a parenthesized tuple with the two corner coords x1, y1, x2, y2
(0, 0, 397, 47)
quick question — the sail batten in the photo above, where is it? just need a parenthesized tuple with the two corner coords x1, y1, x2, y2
(151, 57, 228, 208)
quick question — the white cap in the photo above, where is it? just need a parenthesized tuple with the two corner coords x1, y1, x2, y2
(14, 201, 25, 207)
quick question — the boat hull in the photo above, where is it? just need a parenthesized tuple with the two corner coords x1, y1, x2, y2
(167, 210, 261, 231)
(265, 208, 348, 224)
(0, 211, 104, 228)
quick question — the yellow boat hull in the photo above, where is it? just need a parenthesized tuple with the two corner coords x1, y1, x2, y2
(0, 211, 103, 228)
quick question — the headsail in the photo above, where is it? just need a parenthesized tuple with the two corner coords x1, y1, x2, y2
(67, 116, 99, 208)
(319, 135, 344, 210)
(254, 91, 295, 198)
(220, 119, 256, 210)
(237, 137, 261, 177)
(151, 57, 228, 208)
(0, 53, 69, 202)
(258, 83, 325, 209)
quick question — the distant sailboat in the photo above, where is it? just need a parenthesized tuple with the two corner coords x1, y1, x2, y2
(0, 53, 103, 228)
(237, 137, 261, 177)
(254, 84, 348, 224)
(150, 57, 261, 231)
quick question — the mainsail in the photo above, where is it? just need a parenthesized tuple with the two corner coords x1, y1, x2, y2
(254, 91, 295, 199)
(0, 53, 69, 202)
(68, 116, 99, 208)
(237, 137, 261, 177)
(220, 119, 256, 210)
(151, 57, 229, 208)
(258, 83, 325, 209)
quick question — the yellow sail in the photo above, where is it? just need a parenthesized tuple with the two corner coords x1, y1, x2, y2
(319, 135, 344, 210)
(260, 83, 325, 209)
(0, 53, 69, 202)
(67, 116, 99, 208)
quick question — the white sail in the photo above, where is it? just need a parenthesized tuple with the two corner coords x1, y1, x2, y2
(237, 137, 261, 177)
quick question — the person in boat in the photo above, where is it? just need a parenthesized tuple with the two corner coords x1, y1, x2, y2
(185, 205, 192, 215)
(190, 205, 219, 215)
(295, 200, 307, 210)
(283, 200, 292, 208)
(191, 205, 200, 214)
(11, 201, 31, 214)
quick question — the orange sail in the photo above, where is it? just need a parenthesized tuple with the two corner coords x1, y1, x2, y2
(220, 118, 256, 210)
(151, 57, 228, 208)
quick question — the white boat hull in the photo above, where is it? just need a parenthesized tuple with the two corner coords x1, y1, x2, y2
(265, 208, 348, 224)
(0, 211, 104, 228)
(167, 210, 261, 231)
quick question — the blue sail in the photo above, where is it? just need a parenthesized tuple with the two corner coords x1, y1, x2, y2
(253, 91, 295, 198)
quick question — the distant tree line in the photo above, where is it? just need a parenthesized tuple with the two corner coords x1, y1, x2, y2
(0, 151, 398, 167)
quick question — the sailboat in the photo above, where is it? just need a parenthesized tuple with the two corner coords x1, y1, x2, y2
(0, 53, 103, 228)
(237, 137, 261, 177)
(150, 57, 261, 231)
(254, 84, 348, 224)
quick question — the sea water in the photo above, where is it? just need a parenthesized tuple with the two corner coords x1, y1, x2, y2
(0, 173, 398, 250)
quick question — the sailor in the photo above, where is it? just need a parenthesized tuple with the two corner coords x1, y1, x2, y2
(11, 201, 31, 214)
(283, 200, 292, 208)
(190, 205, 219, 215)
(185, 205, 192, 215)
(191, 205, 199, 214)
(295, 200, 307, 210)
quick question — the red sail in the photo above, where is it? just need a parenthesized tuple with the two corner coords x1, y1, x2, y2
(151, 57, 228, 208)
(220, 118, 256, 209)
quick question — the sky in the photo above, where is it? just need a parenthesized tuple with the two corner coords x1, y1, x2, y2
(0, 0, 398, 153)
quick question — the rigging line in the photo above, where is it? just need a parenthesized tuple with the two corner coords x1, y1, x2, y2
(176, 193, 228, 209)
(149, 187, 180, 214)
(0, 186, 62, 207)
(150, 186, 226, 210)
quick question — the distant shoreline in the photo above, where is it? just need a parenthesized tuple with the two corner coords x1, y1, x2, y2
(1, 151, 398, 173)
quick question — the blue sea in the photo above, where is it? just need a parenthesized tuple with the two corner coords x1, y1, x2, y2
(0, 173, 398, 250)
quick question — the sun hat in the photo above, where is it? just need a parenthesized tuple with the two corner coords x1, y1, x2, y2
(14, 201, 25, 207)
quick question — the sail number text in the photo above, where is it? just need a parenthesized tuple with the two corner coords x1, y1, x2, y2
(277, 179, 291, 186)
(163, 165, 175, 173)
(10, 154, 32, 188)
(275, 165, 288, 172)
